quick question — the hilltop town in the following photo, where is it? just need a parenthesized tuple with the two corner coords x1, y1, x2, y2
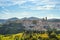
(0, 17, 60, 34)
(22, 17, 60, 31)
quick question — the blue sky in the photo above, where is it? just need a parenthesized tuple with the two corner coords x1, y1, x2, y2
(0, 0, 60, 19)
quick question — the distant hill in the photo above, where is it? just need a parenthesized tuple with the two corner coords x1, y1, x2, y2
(0, 17, 60, 24)
(0, 17, 19, 24)
(28, 17, 40, 20)
(21, 17, 40, 20)
(0, 19, 7, 24)
(8, 17, 19, 21)
(21, 17, 28, 20)
(48, 19, 60, 22)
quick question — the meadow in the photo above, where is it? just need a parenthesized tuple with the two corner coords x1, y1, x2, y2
(0, 31, 60, 40)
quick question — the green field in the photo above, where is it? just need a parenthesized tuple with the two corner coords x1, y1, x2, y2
(0, 31, 60, 40)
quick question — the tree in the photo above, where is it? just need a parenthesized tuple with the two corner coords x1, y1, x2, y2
(32, 20, 37, 25)
(14, 36, 19, 40)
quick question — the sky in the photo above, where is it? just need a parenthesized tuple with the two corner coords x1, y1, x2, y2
(0, 0, 60, 19)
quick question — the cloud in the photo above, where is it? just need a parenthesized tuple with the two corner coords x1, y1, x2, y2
(0, 10, 33, 19)
(46, 14, 54, 19)
(20, 0, 60, 10)
(30, 5, 55, 10)
(0, 0, 26, 7)
(45, 14, 60, 19)
(0, 0, 60, 19)
(0, 0, 60, 10)
(29, 0, 59, 10)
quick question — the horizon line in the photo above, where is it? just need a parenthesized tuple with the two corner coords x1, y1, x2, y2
(0, 17, 60, 19)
